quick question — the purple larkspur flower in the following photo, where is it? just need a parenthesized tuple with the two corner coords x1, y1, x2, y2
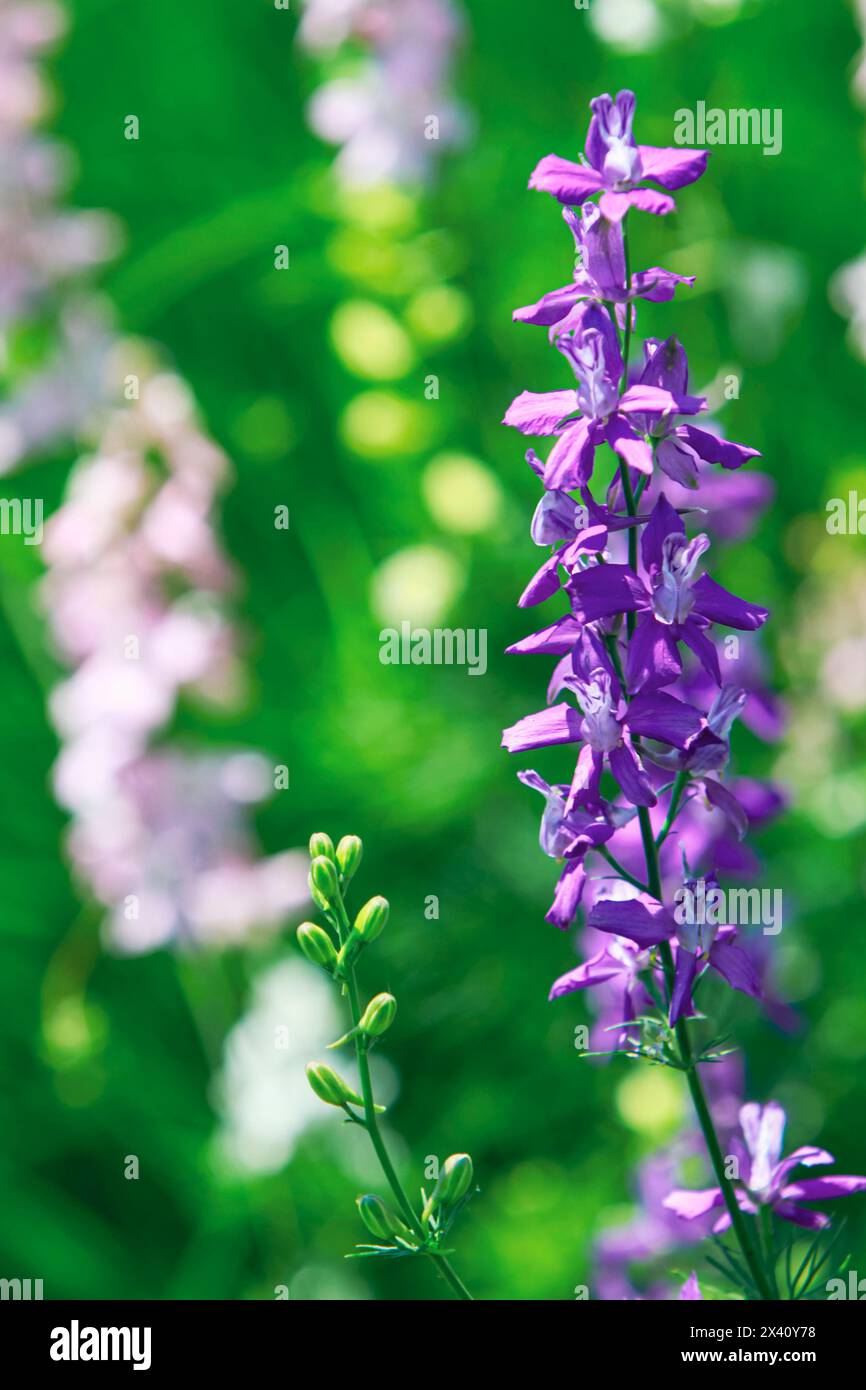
(550, 921, 656, 1013)
(570, 495, 769, 693)
(528, 90, 708, 222)
(503, 306, 706, 490)
(624, 338, 761, 487)
(679, 1272, 702, 1300)
(514, 204, 694, 330)
(587, 886, 762, 1025)
(512, 457, 648, 608)
(664, 1102, 866, 1232)
(517, 768, 618, 928)
(502, 643, 707, 808)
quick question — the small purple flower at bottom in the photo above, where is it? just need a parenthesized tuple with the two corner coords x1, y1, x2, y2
(587, 890, 762, 1025)
(664, 1102, 866, 1232)
(679, 1272, 702, 1300)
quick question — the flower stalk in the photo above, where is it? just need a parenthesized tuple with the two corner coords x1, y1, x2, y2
(301, 834, 474, 1300)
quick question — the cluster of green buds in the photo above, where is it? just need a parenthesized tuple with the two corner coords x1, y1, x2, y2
(295, 833, 476, 1289)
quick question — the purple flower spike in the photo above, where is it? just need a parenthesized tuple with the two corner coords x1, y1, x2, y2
(664, 1103, 866, 1233)
(528, 90, 707, 220)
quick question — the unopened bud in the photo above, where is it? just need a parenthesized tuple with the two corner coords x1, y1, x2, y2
(356, 1193, 411, 1242)
(359, 992, 397, 1038)
(423, 1153, 474, 1222)
(337, 834, 363, 884)
(309, 832, 336, 861)
(354, 895, 389, 943)
(296, 922, 337, 971)
(309, 854, 340, 907)
(305, 1061, 363, 1109)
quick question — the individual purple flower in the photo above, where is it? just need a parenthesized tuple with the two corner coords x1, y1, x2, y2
(503, 306, 705, 490)
(664, 1102, 866, 1232)
(587, 886, 762, 1025)
(624, 338, 761, 487)
(514, 204, 694, 329)
(679, 1272, 702, 1300)
(513, 458, 647, 608)
(549, 923, 656, 1018)
(528, 90, 708, 222)
(502, 651, 707, 809)
(570, 494, 769, 692)
(516, 769, 619, 929)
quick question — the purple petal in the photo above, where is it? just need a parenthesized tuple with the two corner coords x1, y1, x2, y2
(503, 389, 577, 435)
(702, 777, 749, 839)
(543, 417, 598, 489)
(679, 1272, 703, 1301)
(506, 615, 583, 656)
(640, 493, 685, 575)
(619, 383, 705, 417)
(681, 620, 721, 686)
(663, 1187, 724, 1220)
(637, 144, 708, 190)
(709, 940, 762, 1000)
(600, 188, 675, 220)
(604, 414, 654, 474)
(609, 739, 657, 807)
(678, 423, 760, 471)
(529, 154, 604, 204)
(588, 896, 674, 948)
(631, 267, 696, 303)
(502, 702, 583, 753)
(781, 1175, 866, 1201)
(570, 562, 647, 622)
(513, 283, 582, 327)
(670, 947, 699, 1025)
(740, 1102, 786, 1189)
(656, 435, 701, 486)
(772, 1201, 831, 1231)
(625, 612, 682, 694)
(518, 551, 566, 608)
(692, 574, 769, 630)
(625, 691, 705, 748)
(548, 947, 625, 999)
(545, 860, 588, 930)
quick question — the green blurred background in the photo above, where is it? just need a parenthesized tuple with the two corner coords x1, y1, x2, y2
(2, 0, 866, 1300)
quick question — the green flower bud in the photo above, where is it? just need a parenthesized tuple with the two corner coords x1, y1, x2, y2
(305, 1062, 364, 1109)
(353, 895, 389, 943)
(359, 992, 397, 1038)
(309, 854, 340, 907)
(296, 922, 337, 971)
(356, 1193, 404, 1241)
(422, 1153, 474, 1222)
(436, 1153, 474, 1205)
(309, 832, 336, 862)
(336, 834, 363, 884)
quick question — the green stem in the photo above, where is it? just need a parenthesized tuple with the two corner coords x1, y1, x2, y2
(331, 893, 472, 1300)
(655, 770, 690, 850)
(597, 847, 649, 896)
